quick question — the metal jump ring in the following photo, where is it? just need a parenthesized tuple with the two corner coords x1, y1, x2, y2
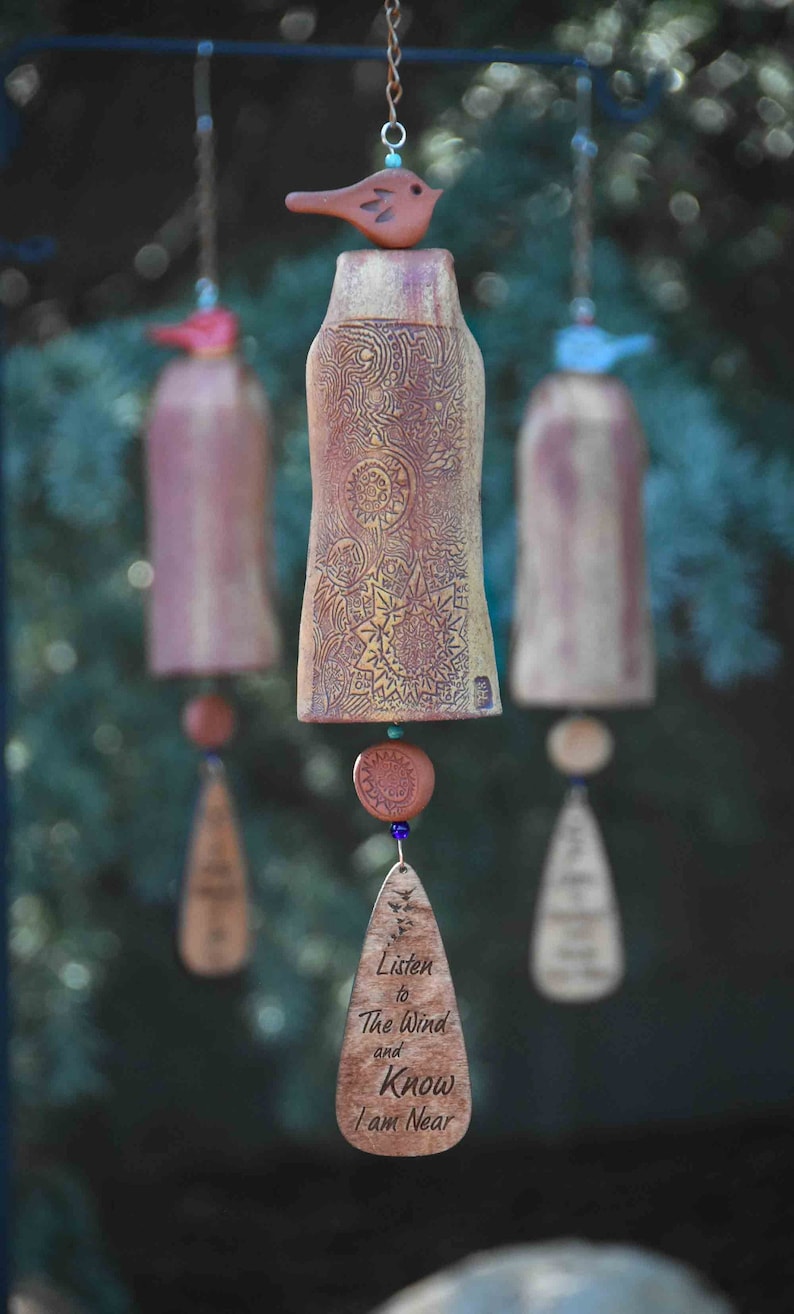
(381, 120, 407, 150)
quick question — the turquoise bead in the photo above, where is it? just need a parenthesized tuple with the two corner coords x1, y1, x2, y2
(385, 152, 402, 168)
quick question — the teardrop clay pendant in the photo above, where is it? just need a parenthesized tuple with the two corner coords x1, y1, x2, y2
(337, 862, 471, 1156)
(531, 789, 623, 1003)
(178, 765, 250, 977)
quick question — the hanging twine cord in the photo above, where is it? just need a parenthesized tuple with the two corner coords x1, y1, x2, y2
(570, 73, 597, 322)
(193, 42, 219, 306)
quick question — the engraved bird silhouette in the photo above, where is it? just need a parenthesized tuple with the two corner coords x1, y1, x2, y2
(285, 168, 443, 250)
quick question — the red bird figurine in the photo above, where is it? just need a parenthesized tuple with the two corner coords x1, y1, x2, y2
(286, 168, 443, 250)
(148, 306, 238, 357)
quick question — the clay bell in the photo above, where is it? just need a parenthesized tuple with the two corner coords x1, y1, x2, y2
(145, 307, 281, 678)
(294, 244, 501, 722)
(511, 369, 655, 707)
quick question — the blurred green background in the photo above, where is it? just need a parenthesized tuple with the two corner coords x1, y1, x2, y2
(5, 1, 794, 1311)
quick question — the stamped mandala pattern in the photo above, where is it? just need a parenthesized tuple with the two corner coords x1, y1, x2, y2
(306, 321, 472, 719)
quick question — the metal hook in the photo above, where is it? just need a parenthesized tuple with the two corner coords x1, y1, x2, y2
(381, 120, 407, 150)
(591, 65, 669, 123)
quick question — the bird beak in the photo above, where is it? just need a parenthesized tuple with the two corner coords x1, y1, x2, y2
(148, 322, 193, 348)
(285, 187, 352, 220)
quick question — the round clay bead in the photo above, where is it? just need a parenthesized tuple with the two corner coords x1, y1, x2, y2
(182, 693, 236, 751)
(546, 715, 614, 777)
(353, 742, 435, 822)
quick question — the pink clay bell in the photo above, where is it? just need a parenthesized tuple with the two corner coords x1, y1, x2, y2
(144, 307, 281, 677)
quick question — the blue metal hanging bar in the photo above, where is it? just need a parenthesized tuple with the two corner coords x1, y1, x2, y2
(0, 34, 667, 166)
(1, 34, 593, 65)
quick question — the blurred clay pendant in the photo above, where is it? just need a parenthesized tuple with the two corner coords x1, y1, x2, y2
(511, 75, 655, 1002)
(179, 751, 250, 977)
(531, 716, 623, 1002)
(144, 49, 280, 976)
(175, 693, 251, 976)
(336, 735, 471, 1155)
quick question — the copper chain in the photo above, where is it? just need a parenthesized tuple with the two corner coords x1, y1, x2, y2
(194, 48, 219, 298)
(571, 74, 595, 318)
(571, 149, 593, 309)
(384, 0, 403, 127)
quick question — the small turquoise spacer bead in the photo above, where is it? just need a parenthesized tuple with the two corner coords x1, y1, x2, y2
(385, 152, 402, 168)
(387, 724, 404, 740)
(195, 277, 219, 310)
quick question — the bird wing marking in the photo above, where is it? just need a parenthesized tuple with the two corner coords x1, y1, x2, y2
(375, 207, 395, 224)
(360, 199, 383, 212)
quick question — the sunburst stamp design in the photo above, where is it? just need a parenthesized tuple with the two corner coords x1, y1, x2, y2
(357, 746, 418, 817)
(345, 454, 412, 532)
(353, 741, 436, 822)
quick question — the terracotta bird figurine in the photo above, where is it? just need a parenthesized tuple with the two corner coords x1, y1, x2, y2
(286, 168, 443, 250)
(148, 306, 238, 357)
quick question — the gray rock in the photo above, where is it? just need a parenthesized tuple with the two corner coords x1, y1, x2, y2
(10, 1279, 86, 1314)
(370, 1241, 735, 1314)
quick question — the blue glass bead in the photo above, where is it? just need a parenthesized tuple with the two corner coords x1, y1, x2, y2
(569, 776, 587, 790)
(387, 724, 404, 740)
(391, 821, 410, 841)
(385, 152, 402, 168)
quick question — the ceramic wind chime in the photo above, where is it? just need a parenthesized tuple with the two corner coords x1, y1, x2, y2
(510, 74, 655, 1004)
(145, 46, 280, 976)
(286, 1, 500, 1156)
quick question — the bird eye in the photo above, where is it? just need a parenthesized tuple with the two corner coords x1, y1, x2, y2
(411, 184, 422, 195)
